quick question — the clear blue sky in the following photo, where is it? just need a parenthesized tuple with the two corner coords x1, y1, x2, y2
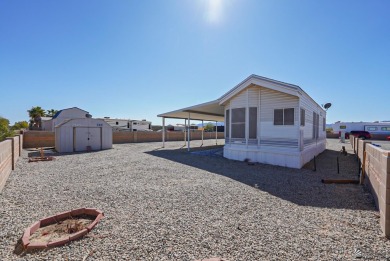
(1, 0, 389, 125)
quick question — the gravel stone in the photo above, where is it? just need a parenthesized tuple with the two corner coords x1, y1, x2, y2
(0, 139, 389, 260)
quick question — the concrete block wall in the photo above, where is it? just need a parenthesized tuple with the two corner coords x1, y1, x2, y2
(352, 137, 390, 237)
(113, 131, 224, 144)
(23, 131, 55, 148)
(0, 134, 23, 193)
(24, 130, 225, 148)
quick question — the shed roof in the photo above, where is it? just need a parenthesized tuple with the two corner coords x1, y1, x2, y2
(53, 107, 89, 119)
(158, 100, 224, 122)
(55, 118, 110, 128)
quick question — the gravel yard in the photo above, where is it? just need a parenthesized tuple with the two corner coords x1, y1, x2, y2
(1, 139, 389, 260)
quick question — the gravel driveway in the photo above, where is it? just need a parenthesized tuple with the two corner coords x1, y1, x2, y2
(0, 139, 389, 260)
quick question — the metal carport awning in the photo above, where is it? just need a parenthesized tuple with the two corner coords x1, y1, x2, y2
(158, 99, 225, 150)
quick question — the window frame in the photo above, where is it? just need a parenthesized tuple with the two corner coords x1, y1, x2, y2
(249, 107, 257, 139)
(300, 108, 305, 126)
(274, 108, 295, 126)
(225, 109, 230, 138)
(231, 107, 246, 139)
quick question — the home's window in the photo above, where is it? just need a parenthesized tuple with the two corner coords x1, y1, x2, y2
(116, 122, 119, 125)
(249, 107, 257, 139)
(274, 108, 294, 126)
(313, 112, 319, 139)
(381, 127, 390, 131)
(231, 108, 245, 138)
(127, 122, 130, 128)
(367, 127, 377, 131)
(300, 108, 305, 126)
(225, 109, 230, 138)
(340, 125, 346, 129)
(133, 122, 137, 125)
(323, 117, 326, 131)
(274, 109, 284, 125)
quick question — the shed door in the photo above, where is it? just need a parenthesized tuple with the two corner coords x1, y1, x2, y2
(74, 127, 102, 152)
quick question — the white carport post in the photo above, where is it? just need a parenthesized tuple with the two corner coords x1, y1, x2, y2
(187, 113, 191, 151)
(215, 121, 218, 145)
(162, 117, 165, 148)
(184, 119, 187, 147)
(201, 120, 204, 147)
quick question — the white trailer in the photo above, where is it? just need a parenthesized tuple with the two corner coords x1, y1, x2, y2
(330, 122, 390, 135)
(101, 118, 152, 132)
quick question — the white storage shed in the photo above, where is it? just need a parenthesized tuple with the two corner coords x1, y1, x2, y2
(55, 118, 112, 153)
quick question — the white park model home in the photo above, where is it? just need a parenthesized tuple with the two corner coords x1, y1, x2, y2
(159, 74, 326, 169)
(221, 75, 326, 168)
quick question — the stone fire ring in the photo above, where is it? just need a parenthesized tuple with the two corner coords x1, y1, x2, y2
(22, 208, 104, 250)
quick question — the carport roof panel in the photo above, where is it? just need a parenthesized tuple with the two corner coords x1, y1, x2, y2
(158, 100, 225, 121)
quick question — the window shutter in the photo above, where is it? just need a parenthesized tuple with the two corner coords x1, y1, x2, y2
(274, 109, 283, 125)
(231, 108, 246, 139)
(249, 107, 257, 139)
(225, 109, 230, 138)
(284, 108, 294, 125)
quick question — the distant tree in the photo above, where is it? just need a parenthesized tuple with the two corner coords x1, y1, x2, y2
(0, 117, 13, 141)
(11, 121, 29, 130)
(204, 123, 214, 132)
(45, 109, 58, 117)
(27, 106, 45, 129)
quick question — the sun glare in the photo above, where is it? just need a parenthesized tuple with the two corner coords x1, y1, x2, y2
(205, 0, 223, 24)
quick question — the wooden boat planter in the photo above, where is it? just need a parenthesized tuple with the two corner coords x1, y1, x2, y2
(21, 208, 104, 250)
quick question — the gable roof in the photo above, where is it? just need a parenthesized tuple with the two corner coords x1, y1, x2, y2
(53, 107, 89, 119)
(219, 74, 301, 105)
(55, 118, 110, 128)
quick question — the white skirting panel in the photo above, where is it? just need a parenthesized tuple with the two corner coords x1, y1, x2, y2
(223, 140, 326, 169)
(299, 139, 326, 167)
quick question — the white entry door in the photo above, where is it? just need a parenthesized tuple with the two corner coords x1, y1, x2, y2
(88, 127, 102, 151)
(74, 127, 102, 152)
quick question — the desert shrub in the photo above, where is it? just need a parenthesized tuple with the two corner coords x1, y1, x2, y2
(0, 117, 14, 141)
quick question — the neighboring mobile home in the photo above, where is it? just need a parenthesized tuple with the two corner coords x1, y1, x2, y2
(158, 74, 326, 169)
(329, 121, 390, 135)
(101, 117, 152, 132)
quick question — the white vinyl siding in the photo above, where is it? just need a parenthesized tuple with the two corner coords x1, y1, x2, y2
(259, 88, 298, 140)
(300, 93, 326, 147)
(226, 86, 302, 148)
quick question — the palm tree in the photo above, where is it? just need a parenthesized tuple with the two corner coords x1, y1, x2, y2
(45, 109, 58, 117)
(27, 106, 45, 129)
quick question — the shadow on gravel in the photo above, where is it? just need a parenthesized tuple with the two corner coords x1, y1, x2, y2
(27, 149, 108, 158)
(146, 147, 376, 211)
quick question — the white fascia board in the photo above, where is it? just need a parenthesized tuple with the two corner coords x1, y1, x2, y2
(219, 75, 299, 105)
(157, 99, 222, 118)
(298, 90, 326, 114)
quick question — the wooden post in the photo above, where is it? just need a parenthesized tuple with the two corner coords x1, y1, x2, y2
(360, 150, 367, 185)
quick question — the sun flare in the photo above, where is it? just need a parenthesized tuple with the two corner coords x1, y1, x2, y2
(205, 0, 223, 24)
